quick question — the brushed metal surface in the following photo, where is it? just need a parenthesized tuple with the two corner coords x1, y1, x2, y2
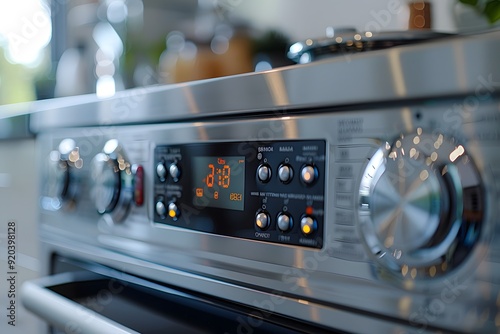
(21, 29, 500, 131)
(33, 98, 500, 333)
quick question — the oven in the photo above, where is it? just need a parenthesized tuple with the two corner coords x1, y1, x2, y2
(22, 29, 500, 333)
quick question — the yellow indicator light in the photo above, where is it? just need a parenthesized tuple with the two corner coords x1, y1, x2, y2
(168, 210, 177, 218)
(302, 224, 311, 235)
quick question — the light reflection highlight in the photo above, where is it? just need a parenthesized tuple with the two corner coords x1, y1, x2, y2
(401, 264, 408, 277)
(449, 145, 465, 162)
(410, 268, 417, 279)
(103, 139, 119, 155)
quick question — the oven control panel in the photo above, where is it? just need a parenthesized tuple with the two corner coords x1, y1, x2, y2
(153, 140, 326, 248)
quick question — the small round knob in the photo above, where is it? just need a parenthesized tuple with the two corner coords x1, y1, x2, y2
(156, 200, 166, 217)
(300, 165, 317, 185)
(257, 164, 271, 183)
(300, 216, 317, 235)
(277, 213, 293, 232)
(278, 164, 293, 183)
(168, 202, 180, 220)
(255, 211, 270, 230)
(156, 162, 167, 182)
(169, 163, 181, 181)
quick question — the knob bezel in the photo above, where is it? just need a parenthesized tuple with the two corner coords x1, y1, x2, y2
(44, 139, 81, 211)
(90, 139, 134, 223)
(358, 132, 484, 280)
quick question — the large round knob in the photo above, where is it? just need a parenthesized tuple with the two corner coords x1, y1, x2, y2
(90, 139, 133, 222)
(358, 131, 483, 279)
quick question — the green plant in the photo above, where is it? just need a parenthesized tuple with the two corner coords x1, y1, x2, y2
(459, 0, 500, 23)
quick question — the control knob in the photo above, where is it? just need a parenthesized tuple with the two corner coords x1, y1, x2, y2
(255, 211, 270, 230)
(156, 161, 167, 182)
(168, 202, 181, 220)
(278, 164, 293, 183)
(169, 162, 181, 181)
(257, 164, 271, 183)
(300, 164, 318, 185)
(358, 131, 483, 279)
(300, 216, 317, 235)
(90, 139, 137, 222)
(277, 213, 293, 232)
(44, 138, 81, 211)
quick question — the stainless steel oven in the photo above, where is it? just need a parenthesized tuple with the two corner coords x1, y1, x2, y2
(22, 29, 500, 333)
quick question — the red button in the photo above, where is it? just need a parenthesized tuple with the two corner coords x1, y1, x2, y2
(133, 164, 144, 206)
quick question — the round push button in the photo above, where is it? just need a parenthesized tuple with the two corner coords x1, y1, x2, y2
(257, 164, 272, 183)
(300, 165, 317, 185)
(300, 216, 317, 235)
(168, 202, 180, 220)
(277, 213, 293, 232)
(156, 162, 167, 182)
(156, 201, 166, 217)
(278, 164, 293, 183)
(255, 212, 270, 230)
(169, 163, 181, 181)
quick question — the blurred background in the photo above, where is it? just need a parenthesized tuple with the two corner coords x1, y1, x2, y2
(0, 0, 492, 106)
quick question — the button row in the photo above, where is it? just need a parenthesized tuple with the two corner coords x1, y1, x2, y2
(257, 163, 318, 185)
(255, 211, 317, 235)
(155, 199, 181, 220)
(156, 161, 181, 182)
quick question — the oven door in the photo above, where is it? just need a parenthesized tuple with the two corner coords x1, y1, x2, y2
(21, 257, 327, 334)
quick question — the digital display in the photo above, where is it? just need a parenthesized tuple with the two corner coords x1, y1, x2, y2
(192, 156, 245, 211)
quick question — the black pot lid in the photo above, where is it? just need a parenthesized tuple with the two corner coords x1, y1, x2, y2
(287, 29, 453, 64)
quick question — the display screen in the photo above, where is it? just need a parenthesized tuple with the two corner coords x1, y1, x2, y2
(192, 156, 245, 211)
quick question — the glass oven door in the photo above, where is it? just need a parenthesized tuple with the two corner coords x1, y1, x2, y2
(21, 257, 329, 334)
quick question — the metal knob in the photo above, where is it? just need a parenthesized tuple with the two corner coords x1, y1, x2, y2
(358, 131, 484, 279)
(368, 154, 442, 252)
(257, 164, 271, 183)
(90, 139, 133, 222)
(255, 212, 270, 230)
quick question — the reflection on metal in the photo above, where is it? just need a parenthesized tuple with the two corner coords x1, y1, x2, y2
(388, 49, 407, 97)
(398, 296, 412, 317)
(264, 71, 290, 106)
(449, 145, 465, 162)
(453, 42, 468, 91)
(359, 130, 484, 279)
(283, 117, 298, 139)
(401, 107, 413, 133)
(182, 85, 200, 114)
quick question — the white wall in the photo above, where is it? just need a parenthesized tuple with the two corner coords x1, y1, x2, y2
(232, 0, 458, 41)
(0, 139, 43, 334)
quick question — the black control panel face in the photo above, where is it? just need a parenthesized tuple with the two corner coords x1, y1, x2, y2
(153, 140, 326, 248)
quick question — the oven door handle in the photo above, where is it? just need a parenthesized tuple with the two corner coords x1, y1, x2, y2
(20, 272, 140, 334)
